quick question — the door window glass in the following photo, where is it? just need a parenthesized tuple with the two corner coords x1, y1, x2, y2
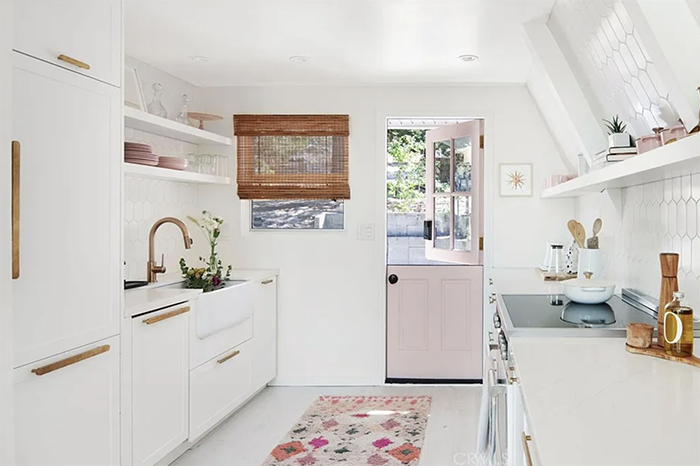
(453, 196, 471, 251)
(453, 136, 472, 192)
(434, 140, 451, 193)
(434, 196, 450, 250)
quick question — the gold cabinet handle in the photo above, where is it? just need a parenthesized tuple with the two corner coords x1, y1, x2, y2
(261, 279, 274, 285)
(217, 350, 240, 364)
(11, 141, 20, 279)
(57, 54, 90, 70)
(142, 306, 190, 325)
(31, 345, 110, 376)
(522, 432, 534, 466)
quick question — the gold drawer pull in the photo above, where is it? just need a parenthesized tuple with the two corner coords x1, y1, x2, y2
(11, 141, 20, 279)
(142, 306, 190, 325)
(57, 54, 90, 70)
(217, 350, 240, 364)
(261, 279, 274, 285)
(32, 345, 110, 376)
(522, 432, 534, 466)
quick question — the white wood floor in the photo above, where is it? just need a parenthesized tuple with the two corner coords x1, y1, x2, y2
(174, 385, 482, 466)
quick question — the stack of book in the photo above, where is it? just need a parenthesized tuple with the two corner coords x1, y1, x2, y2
(591, 146, 638, 170)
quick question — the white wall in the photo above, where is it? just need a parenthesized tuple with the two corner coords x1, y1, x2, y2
(195, 85, 573, 385)
(0, 1, 13, 463)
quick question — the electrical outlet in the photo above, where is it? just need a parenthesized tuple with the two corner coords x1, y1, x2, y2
(358, 223, 375, 241)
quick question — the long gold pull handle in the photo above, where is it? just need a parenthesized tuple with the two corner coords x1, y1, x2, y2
(32, 345, 110, 376)
(262, 279, 274, 285)
(57, 54, 90, 70)
(522, 432, 534, 466)
(11, 141, 20, 279)
(142, 306, 190, 325)
(217, 350, 240, 365)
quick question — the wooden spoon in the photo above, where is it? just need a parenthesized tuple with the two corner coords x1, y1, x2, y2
(592, 218, 602, 237)
(574, 222, 586, 249)
(567, 220, 580, 245)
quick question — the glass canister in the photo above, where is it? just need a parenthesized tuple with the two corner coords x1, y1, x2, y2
(545, 244, 565, 279)
(663, 291, 694, 357)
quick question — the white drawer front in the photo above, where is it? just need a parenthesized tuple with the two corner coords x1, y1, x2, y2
(14, 336, 120, 466)
(189, 342, 252, 441)
(190, 296, 253, 369)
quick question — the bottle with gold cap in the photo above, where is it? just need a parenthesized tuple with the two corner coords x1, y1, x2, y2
(663, 291, 694, 357)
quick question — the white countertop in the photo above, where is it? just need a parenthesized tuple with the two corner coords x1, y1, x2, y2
(490, 268, 569, 295)
(512, 337, 700, 466)
(124, 269, 278, 317)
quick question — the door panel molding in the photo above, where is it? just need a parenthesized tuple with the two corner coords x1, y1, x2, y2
(387, 266, 483, 379)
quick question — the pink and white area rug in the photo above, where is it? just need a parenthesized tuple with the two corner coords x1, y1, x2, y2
(261, 395, 432, 466)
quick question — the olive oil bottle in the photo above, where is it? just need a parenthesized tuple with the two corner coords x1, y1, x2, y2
(663, 291, 694, 357)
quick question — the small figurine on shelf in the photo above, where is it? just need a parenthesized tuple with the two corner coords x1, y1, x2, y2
(176, 94, 192, 126)
(147, 83, 168, 118)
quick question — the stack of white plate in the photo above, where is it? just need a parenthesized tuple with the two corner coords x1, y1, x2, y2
(124, 142, 159, 166)
(157, 155, 188, 171)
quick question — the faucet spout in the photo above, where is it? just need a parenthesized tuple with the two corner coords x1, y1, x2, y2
(147, 217, 193, 283)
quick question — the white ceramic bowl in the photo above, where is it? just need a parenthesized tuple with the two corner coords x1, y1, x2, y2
(562, 276, 615, 304)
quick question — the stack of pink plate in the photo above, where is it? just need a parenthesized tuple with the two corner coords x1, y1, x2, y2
(124, 142, 159, 166)
(157, 155, 188, 171)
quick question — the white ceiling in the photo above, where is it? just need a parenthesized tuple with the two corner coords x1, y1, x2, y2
(125, 0, 555, 87)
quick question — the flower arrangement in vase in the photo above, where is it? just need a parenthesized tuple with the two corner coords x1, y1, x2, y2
(179, 211, 232, 292)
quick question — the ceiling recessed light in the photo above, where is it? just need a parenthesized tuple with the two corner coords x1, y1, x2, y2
(289, 55, 309, 63)
(458, 54, 479, 63)
(189, 55, 210, 63)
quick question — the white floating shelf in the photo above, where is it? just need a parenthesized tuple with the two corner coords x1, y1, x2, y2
(124, 106, 232, 146)
(542, 134, 700, 198)
(123, 163, 231, 185)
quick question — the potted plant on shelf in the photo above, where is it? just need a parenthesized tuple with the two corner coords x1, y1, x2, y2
(604, 115, 631, 148)
(179, 210, 232, 292)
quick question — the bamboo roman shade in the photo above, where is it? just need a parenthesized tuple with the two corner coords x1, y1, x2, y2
(234, 114, 350, 200)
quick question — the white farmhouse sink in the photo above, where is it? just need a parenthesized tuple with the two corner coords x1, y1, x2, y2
(167, 280, 253, 339)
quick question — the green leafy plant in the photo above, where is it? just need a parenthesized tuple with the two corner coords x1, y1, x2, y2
(386, 129, 427, 213)
(603, 115, 628, 134)
(179, 211, 232, 292)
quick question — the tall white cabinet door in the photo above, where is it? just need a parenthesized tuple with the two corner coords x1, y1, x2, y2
(251, 276, 277, 388)
(132, 304, 190, 466)
(14, 336, 120, 466)
(12, 53, 121, 368)
(13, 0, 121, 86)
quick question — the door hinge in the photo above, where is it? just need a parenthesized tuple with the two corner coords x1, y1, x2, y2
(479, 237, 484, 251)
(479, 135, 484, 149)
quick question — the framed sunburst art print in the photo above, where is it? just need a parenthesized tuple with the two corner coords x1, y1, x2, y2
(500, 163, 532, 197)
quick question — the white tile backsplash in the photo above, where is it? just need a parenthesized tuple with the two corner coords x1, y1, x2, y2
(124, 129, 206, 280)
(596, 174, 700, 311)
(548, 0, 679, 138)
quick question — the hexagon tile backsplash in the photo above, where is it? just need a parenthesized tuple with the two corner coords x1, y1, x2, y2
(615, 174, 700, 311)
(124, 129, 207, 280)
(548, 0, 678, 137)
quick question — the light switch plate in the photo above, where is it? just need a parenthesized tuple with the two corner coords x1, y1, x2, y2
(358, 223, 375, 241)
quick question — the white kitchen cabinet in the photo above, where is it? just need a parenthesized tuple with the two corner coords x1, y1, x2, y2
(14, 335, 120, 466)
(510, 383, 541, 466)
(132, 303, 190, 466)
(12, 52, 121, 367)
(190, 341, 252, 441)
(251, 276, 277, 387)
(13, 0, 121, 86)
(189, 287, 254, 369)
